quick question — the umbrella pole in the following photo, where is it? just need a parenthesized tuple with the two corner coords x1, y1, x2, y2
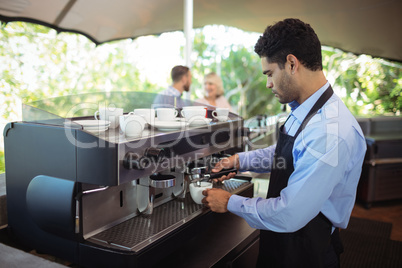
(184, 0, 193, 68)
(183, 0, 193, 100)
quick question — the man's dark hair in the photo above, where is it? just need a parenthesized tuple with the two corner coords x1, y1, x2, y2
(254, 18, 323, 71)
(171, 65, 190, 83)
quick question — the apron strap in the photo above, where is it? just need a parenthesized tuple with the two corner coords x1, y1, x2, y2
(294, 85, 334, 138)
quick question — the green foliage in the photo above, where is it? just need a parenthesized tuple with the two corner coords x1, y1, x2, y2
(0, 22, 156, 106)
(220, 47, 282, 117)
(322, 47, 402, 116)
(191, 28, 282, 118)
(0, 22, 158, 173)
(191, 30, 402, 119)
(0, 150, 3, 174)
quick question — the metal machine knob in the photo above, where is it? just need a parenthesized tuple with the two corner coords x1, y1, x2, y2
(144, 147, 165, 161)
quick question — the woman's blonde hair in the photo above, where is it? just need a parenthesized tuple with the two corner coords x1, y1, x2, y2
(203, 72, 224, 97)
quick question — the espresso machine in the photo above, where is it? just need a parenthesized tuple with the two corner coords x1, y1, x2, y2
(3, 92, 255, 267)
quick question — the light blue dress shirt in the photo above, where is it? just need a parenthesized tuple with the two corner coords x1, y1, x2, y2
(229, 82, 366, 232)
(153, 86, 186, 108)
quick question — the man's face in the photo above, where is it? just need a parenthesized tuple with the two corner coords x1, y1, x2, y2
(183, 71, 192, 92)
(261, 57, 297, 104)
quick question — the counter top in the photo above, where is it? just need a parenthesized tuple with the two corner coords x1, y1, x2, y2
(365, 133, 402, 141)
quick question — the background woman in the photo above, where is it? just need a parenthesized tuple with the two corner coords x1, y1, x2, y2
(195, 72, 232, 111)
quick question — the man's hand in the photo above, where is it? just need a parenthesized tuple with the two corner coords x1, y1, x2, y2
(211, 154, 240, 173)
(211, 154, 239, 183)
(213, 172, 237, 183)
(201, 188, 232, 213)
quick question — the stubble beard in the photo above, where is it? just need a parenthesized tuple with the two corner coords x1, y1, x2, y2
(276, 71, 298, 104)
(183, 82, 190, 92)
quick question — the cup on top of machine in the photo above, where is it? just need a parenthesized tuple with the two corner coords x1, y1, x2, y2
(189, 181, 213, 205)
(134, 108, 155, 124)
(156, 108, 178, 121)
(180, 108, 205, 121)
(119, 112, 147, 137)
(180, 106, 207, 121)
(212, 108, 229, 122)
(94, 107, 124, 128)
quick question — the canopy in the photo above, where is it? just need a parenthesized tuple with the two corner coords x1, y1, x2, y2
(0, 0, 401, 62)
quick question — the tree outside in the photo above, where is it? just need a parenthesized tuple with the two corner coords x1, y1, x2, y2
(322, 47, 402, 117)
(0, 22, 401, 173)
(189, 28, 401, 119)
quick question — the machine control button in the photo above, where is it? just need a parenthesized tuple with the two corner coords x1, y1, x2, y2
(145, 147, 165, 161)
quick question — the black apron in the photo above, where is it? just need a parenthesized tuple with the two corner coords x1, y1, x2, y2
(257, 86, 343, 268)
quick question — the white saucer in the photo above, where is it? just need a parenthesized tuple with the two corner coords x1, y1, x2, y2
(151, 120, 188, 131)
(83, 125, 110, 130)
(154, 118, 186, 122)
(214, 116, 229, 122)
(66, 120, 111, 127)
(189, 118, 212, 126)
(85, 127, 108, 133)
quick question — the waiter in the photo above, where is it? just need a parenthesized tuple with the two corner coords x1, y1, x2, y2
(203, 18, 366, 267)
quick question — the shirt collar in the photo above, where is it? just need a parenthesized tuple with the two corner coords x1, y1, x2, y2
(288, 100, 299, 111)
(168, 86, 182, 97)
(289, 81, 330, 124)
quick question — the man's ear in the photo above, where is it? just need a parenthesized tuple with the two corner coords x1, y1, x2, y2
(286, 54, 298, 74)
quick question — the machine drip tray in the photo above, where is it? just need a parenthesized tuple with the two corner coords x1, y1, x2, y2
(88, 179, 252, 252)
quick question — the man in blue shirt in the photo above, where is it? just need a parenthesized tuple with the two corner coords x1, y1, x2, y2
(203, 18, 366, 267)
(153, 65, 192, 108)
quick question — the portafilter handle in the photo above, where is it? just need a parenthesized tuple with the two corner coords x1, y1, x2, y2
(209, 168, 238, 179)
(188, 166, 211, 186)
(195, 174, 210, 186)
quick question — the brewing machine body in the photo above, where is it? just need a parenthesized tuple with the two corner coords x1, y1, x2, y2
(3, 92, 256, 267)
(4, 123, 81, 263)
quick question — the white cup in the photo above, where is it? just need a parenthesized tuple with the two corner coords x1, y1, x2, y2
(182, 106, 207, 111)
(212, 108, 229, 118)
(119, 112, 147, 137)
(134, 108, 155, 124)
(94, 107, 123, 128)
(156, 108, 178, 121)
(180, 107, 207, 120)
(189, 181, 213, 205)
(182, 106, 207, 117)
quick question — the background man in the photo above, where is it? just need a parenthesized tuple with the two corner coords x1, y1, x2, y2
(154, 65, 192, 108)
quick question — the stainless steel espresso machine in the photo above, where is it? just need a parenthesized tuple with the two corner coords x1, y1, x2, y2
(3, 92, 256, 267)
